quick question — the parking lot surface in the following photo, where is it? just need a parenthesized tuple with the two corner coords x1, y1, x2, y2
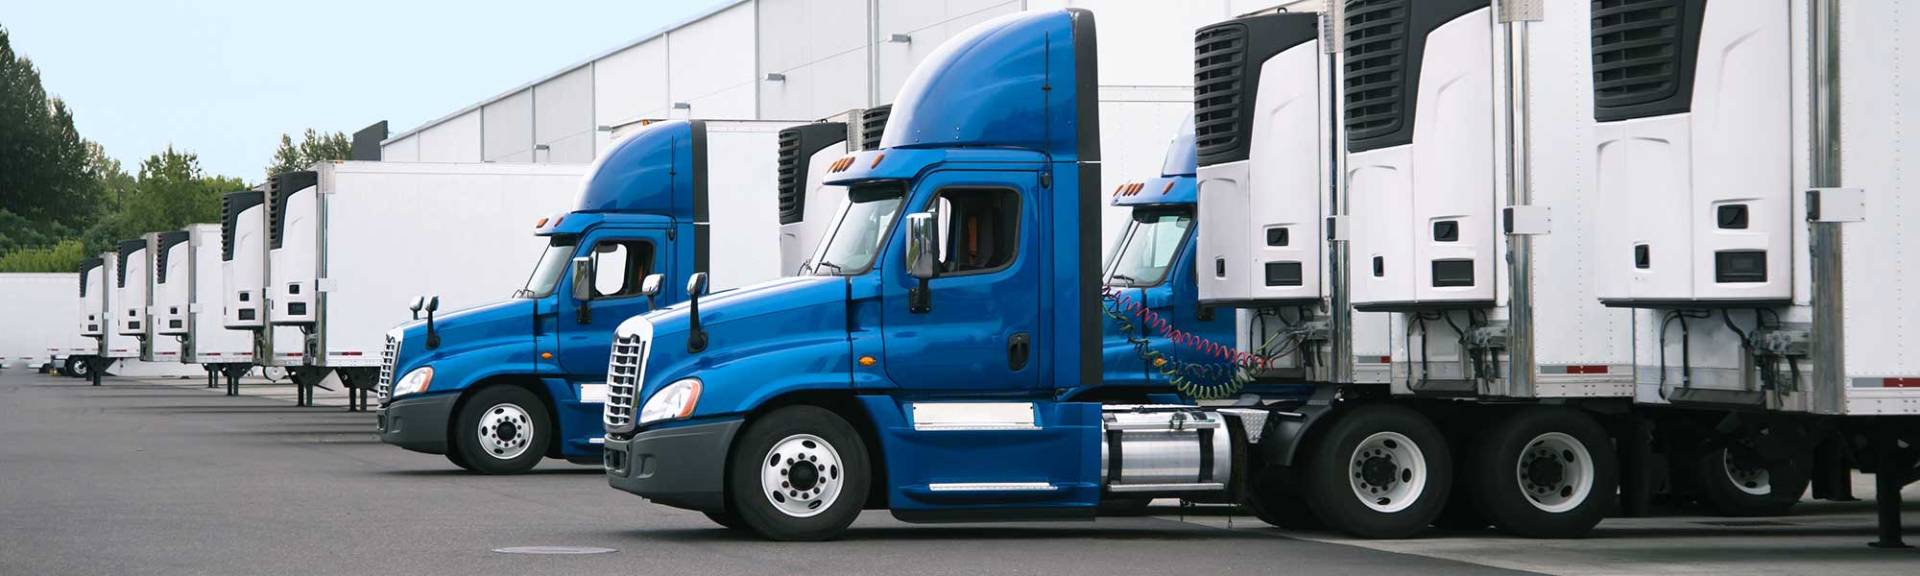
(1, 370, 1914, 575)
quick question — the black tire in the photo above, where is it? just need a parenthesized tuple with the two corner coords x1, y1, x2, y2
(66, 356, 90, 379)
(452, 386, 551, 475)
(1299, 404, 1452, 539)
(1693, 443, 1808, 517)
(444, 447, 477, 472)
(1244, 464, 1323, 529)
(727, 405, 871, 541)
(1467, 408, 1617, 538)
(704, 510, 747, 531)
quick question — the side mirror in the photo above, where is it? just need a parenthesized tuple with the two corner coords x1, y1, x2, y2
(686, 272, 709, 353)
(570, 256, 593, 323)
(905, 212, 938, 280)
(409, 296, 425, 320)
(425, 296, 439, 313)
(905, 212, 936, 313)
(641, 273, 664, 310)
(686, 272, 709, 297)
(423, 295, 442, 349)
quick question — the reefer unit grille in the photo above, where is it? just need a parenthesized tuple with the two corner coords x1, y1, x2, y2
(114, 240, 143, 288)
(1591, 0, 1704, 121)
(268, 171, 317, 251)
(154, 231, 188, 284)
(77, 258, 101, 297)
(1193, 23, 1248, 161)
(604, 334, 646, 430)
(1344, 0, 1410, 146)
(775, 122, 848, 226)
(859, 105, 891, 151)
(221, 190, 262, 262)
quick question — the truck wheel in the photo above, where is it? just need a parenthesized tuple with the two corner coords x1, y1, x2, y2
(1467, 408, 1616, 538)
(727, 405, 870, 541)
(1245, 465, 1322, 529)
(444, 448, 476, 472)
(452, 386, 550, 475)
(704, 510, 747, 531)
(1694, 443, 1808, 517)
(1300, 404, 1451, 539)
(65, 356, 89, 379)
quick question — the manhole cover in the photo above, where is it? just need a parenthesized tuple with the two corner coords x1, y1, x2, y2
(493, 546, 617, 555)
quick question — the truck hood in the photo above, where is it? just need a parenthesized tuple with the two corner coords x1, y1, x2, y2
(393, 298, 534, 377)
(616, 275, 849, 423)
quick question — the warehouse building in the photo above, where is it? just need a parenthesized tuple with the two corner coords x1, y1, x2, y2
(380, 0, 1299, 165)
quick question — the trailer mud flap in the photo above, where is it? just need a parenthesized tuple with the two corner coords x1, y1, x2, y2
(857, 397, 1102, 520)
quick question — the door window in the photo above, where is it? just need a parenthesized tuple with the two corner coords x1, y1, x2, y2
(928, 188, 1021, 276)
(589, 240, 655, 298)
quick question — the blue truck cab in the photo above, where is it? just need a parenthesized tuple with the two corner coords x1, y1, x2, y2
(1097, 120, 1237, 397)
(378, 120, 775, 475)
(602, 9, 1280, 541)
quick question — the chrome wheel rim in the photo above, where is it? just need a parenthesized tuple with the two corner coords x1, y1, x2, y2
(1517, 432, 1595, 513)
(762, 434, 844, 518)
(1349, 431, 1426, 513)
(1723, 449, 1772, 496)
(476, 403, 536, 461)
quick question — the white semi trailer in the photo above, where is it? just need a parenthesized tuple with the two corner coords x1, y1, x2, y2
(137, 232, 187, 366)
(1198, 0, 1919, 545)
(151, 223, 257, 393)
(264, 162, 587, 409)
(0, 273, 91, 372)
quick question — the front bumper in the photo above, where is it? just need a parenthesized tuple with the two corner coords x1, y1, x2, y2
(605, 418, 743, 513)
(377, 392, 458, 454)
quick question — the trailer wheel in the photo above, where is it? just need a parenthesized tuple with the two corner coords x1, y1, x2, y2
(1245, 465, 1322, 529)
(1467, 408, 1616, 538)
(1300, 404, 1451, 539)
(452, 386, 550, 475)
(64, 356, 88, 378)
(727, 405, 870, 541)
(1693, 443, 1808, 517)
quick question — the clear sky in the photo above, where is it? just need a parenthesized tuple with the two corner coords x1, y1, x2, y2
(2, 0, 734, 181)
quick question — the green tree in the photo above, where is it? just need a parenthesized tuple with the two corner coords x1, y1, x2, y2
(78, 147, 244, 255)
(0, 25, 96, 255)
(0, 238, 88, 273)
(266, 128, 352, 178)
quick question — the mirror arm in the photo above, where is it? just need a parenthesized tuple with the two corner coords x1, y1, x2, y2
(686, 294, 707, 352)
(425, 309, 440, 349)
(910, 278, 931, 313)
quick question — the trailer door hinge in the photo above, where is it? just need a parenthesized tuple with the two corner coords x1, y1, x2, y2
(1807, 188, 1866, 223)
(1503, 205, 1551, 235)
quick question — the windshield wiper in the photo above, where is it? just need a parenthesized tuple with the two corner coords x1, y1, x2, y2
(1109, 273, 1138, 287)
(815, 260, 844, 275)
(511, 289, 534, 298)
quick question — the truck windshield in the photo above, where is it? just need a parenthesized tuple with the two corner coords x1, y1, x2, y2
(1104, 208, 1192, 288)
(518, 237, 578, 298)
(809, 183, 904, 275)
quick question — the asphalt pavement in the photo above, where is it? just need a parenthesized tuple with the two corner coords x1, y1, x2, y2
(0, 370, 1534, 576)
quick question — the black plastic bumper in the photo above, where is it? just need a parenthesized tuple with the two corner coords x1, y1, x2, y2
(605, 418, 742, 513)
(377, 393, 458, 454)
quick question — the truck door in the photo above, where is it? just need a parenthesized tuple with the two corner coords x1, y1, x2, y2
(882, 170, 1043, 392)
(552, 232, 662, 379)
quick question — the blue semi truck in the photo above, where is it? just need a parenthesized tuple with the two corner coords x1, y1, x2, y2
(375, 119, 798, 474)
(601, 8, 1284, 540)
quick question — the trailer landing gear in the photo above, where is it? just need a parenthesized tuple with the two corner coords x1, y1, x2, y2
(1868, 420, 1917, 549)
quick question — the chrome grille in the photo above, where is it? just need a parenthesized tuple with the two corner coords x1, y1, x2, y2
(604, 334, 646, 430)
(376, 333, 398, 404)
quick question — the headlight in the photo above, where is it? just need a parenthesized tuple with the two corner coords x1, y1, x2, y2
(638, 378, 701, 425)
(392, 366, 434, 398)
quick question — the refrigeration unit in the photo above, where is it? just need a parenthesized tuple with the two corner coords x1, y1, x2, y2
(265, 162, 586, 404)
(139, 231, 187, 364)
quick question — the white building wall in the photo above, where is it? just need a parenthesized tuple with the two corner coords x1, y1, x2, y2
(534, 65, 597, 163)
(669, 2, 759, 119)
(482, 89, 535, 163)
(417, 111, 482, 162)
(386, 0, 1238, 163)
